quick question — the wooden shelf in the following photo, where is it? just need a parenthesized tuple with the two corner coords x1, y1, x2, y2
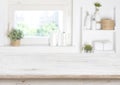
(82, 30, 115, 32)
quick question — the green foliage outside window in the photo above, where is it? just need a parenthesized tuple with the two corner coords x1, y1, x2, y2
(16, 22, 58, 36)
(37, 22, 58, 36)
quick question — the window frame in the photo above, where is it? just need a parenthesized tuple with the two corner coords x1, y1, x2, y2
(8, 1, 72, 46)
(0, 0, 81, 54)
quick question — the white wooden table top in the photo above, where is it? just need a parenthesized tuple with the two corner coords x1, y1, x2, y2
(0, 54, 120, 79)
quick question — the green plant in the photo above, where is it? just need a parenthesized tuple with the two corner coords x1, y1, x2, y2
(93, 2, 102, 17)
(8, 29, 24, 41)
(83, 44, 93, 53)
(94, 2, 102, 7)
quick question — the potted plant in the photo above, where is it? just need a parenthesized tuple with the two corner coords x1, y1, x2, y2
(94, 2, 102, 11)
(83, 44, 93, 53)
(8, 29, 24, 46)
(92, 2, 102, 30)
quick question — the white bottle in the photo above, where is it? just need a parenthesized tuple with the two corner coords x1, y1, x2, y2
(49, 31, 58, 46)
(84, 12, 91, 30)
(65, 33, 72, 46)
(95, 12, 101, 30)
(62, 32, 66, 46)
(91, 16, 96, 30)
(58, 31, 62, 46)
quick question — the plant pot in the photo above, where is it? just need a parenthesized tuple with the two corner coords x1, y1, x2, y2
(11, 40, 21, 46)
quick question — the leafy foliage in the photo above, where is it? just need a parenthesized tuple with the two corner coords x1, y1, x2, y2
(16, 22, 58, 36)
(83, 44, 93, 53)
(8, 29, 24, 41)
(94, 2, 102, 7)
(37, 22, 57, 36)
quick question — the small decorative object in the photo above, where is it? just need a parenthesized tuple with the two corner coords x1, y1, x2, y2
(84, 11, 91, 30)
(8, 29, 24, 46)
(49, 30, 71, 47)
(57, 32, 71, 46)
(94, 2, 102, 9)
(92, 2, 102, 30)
(62, 32, 67, 46)
(57, 31, 62, 46)
(49, 30, 59, 46)
(101, 19, 115, 30)
(65, 33, 72, 46)
(83, 44, 93, 53)
(93, 40, 110, 52)
(49, 31, 68, 46)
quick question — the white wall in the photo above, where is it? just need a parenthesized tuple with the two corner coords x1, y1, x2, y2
(0, 0, 8, 46)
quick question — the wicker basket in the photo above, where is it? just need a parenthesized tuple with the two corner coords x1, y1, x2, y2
(101, 19, 115, 30)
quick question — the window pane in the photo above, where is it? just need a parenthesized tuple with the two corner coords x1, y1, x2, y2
(14, 11, 63, 37)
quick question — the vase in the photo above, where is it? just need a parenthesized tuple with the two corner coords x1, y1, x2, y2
(49, 30, 59, 46)
(92, 8, 101, 30)
(84, 12, 91, 30)
(95, 11, 101, 30)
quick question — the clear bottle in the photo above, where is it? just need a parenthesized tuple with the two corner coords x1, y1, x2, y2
(91, 16, 96, 30)
(49, 30, 58, 46)
(92, 7, 101, 30)
(84, 12, 91, 30)
(95, 11, 101, 30)
(62, 32, 66, 46)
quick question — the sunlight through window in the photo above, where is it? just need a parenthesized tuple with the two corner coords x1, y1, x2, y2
(14, 11, 63, 37)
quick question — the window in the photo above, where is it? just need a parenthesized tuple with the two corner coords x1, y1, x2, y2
(14, 11, 63, 37)
(8, 0, 72, 46)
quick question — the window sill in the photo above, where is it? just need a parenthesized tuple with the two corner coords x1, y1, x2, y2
(0, 45, 78, 55)
(0, 45, 117, 56)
